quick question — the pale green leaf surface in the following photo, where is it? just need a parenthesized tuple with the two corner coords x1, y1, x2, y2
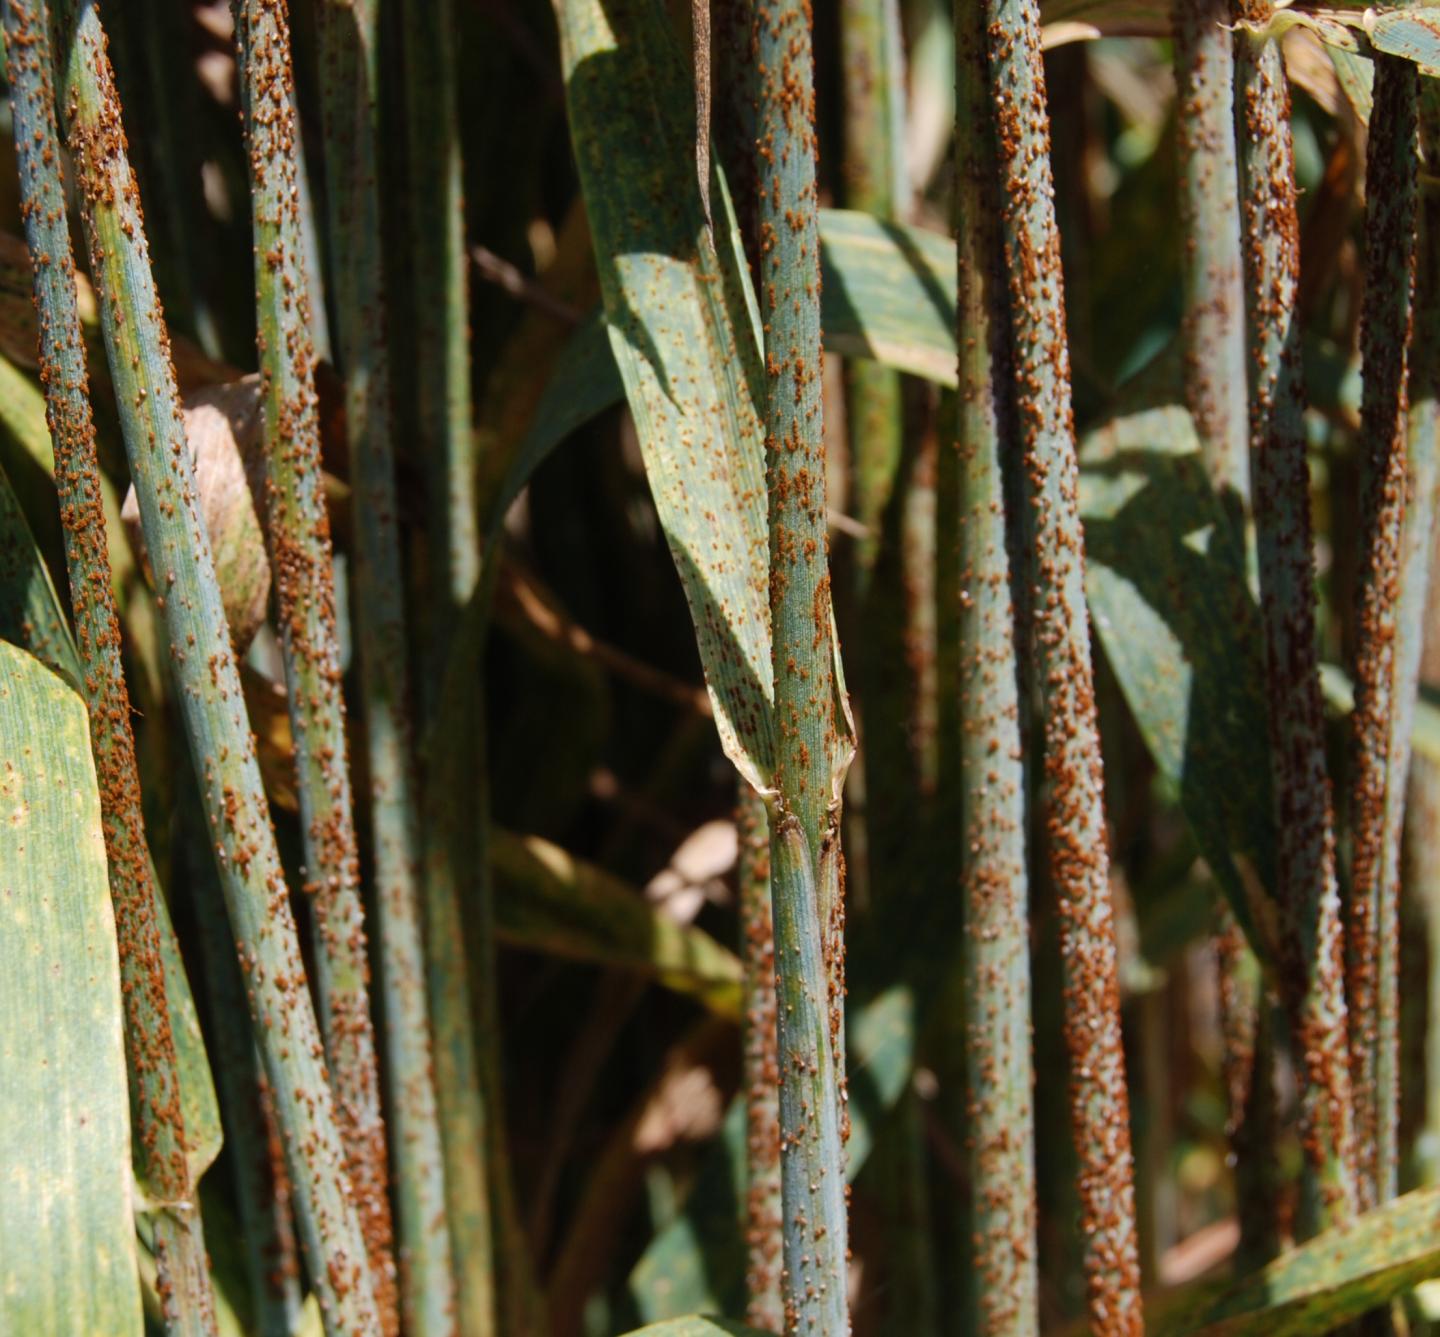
(0, 640, 140, 1335)
(0, 466, 220, 1181)
(491, 830, 743, 1019)
(557, 0, 774, 793)
(1370, 8, 1440, 75)
(1153, 1185, 1440, 1335)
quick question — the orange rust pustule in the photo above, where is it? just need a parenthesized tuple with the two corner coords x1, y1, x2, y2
(982, 2, 1142, 1330)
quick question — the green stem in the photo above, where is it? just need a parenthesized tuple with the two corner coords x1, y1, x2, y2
(3, 6, 215, 1330)
(310, 2, 458, 1330)
(953, 5, 1039, 1330)
(1234, 6, 1357, 1231)
(400, 0, 478, 686)
(1347, 53, 1420, 1214)
(48, 1, 380, 1327)
(428, 580, 548, 1336)
(229, 3, 399, 1319)
(756, 4, 851, 1329)
(980, 3, 1142, 1327)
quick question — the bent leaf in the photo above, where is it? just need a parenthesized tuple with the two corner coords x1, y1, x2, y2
(0, 466, 221, 1183)
(495, 209, 964, 533)
(556, 0, 774, 793)
(491, 830, 743, 1019)
(0, 641, 140, 1335)
(1154, 1184, 1440, 1335)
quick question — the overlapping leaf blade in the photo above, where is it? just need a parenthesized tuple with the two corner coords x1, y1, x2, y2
(0, 641, 140, 1335)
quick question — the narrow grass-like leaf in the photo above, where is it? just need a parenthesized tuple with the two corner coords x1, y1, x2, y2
(0, 465, 221, 1192)
(0, 457, 81, 689)
(1153, 1184, 1440, 1336)
(1078, 405, 1276, 956)
(1235, 7, 1356, 1230)
(493, 209, 958, 525)
(554, 0, 775, 796)
(1346, 51, 1419, 1213)
(48, 1, 379, 1324)
(1216, 914, 1280, 1271)
(953, 3, 1039, 1329)
(5, 9, 216, 1324)
(0, 640, 141, 1336)
(492, 829, 744, 1018)
(982, 3, 1142, 1325)
(424, 605, 507, 1337)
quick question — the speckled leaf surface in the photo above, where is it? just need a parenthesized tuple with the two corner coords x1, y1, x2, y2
(1154, 1184, 1440, 1335)
(0, 640, 140, 1335)
(556, 0, 774, 793)
(1078, 405, 1278, 961)
(497, 210, 961, 530)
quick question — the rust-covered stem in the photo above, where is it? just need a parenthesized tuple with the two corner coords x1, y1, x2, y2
(1347, 53, 1420, 1213)
(979, 3, 1142, 1329)
(3, 4, 215, 1330)
(757, 0, 852, 1330)
(310, 0, 459, 1329)
(738, 783, 782, 1332)
(47, 0, 380, 1327)
(1234, 6, 1357, 1231)
(1173, 0, 1250, 505)
(953, 4, 1038, 1331)
(228, 1, 398, 1319)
